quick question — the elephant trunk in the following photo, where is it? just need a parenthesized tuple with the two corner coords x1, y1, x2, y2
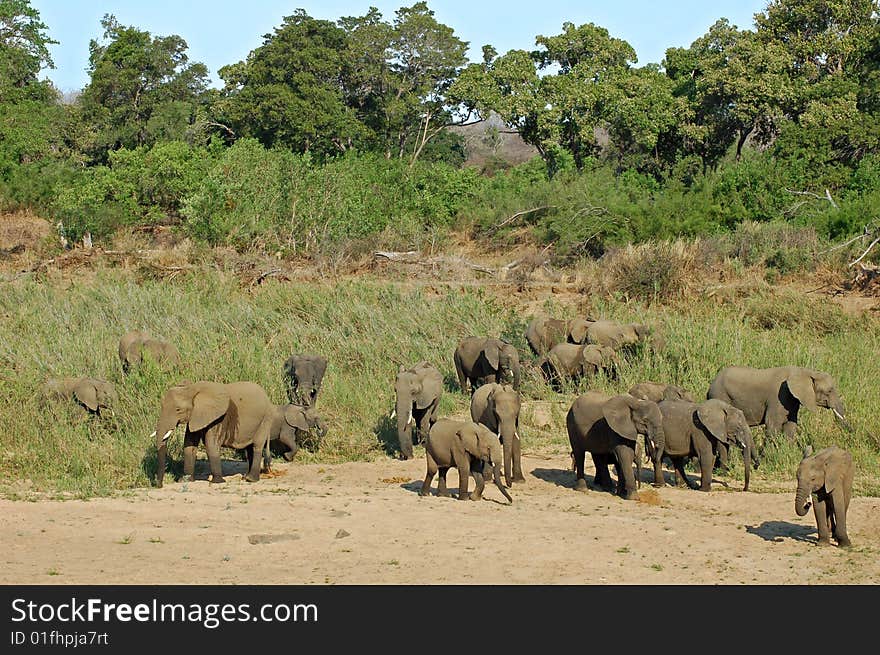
(742, 443, 751, 492)
(396, 398, 414, 458)
(492, 462, 513, 504)
(831, 400, 852, 432)
(511, 364, 521, 391)
(795, 486, 812, 516)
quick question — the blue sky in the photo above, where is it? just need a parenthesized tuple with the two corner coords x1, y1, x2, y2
(33, 1, 769, 92)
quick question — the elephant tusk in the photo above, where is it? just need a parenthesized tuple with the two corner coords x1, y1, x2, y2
(162, 429, 173, 442)
(514, 430, 521, 441)
(390, 408, 396, 419)
(149, 431, 157, 439)
(833, 408, 845, 421)
(406, 409, 413, 428)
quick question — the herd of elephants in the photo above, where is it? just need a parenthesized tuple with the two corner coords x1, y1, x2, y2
(40, 316, 857, 549)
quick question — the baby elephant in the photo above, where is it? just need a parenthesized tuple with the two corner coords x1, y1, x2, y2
(264, 403, 328, 469)
(795, 445, 853, 548)
(118, 330, 180, 374)
(42, 377, 117, 415)
(420, 419, 513, 504)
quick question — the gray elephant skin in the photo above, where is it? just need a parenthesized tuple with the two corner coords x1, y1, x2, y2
(282, 353, 328, 407)
(629, 382, 695, 404)
(795, 445, 853, 547)
(419, 419, 513, 503)
(655, 399, 759, 492)
(118, 330, 180, 374)
(42, 376, 117, 415)
(707, 366, 849, 441)
(392, 361, 442, 460)
(470, 383, 524, 486)
(454, 336, 521, 394)
(585, 320, 662, 352)
(153, 381, 274, 488)
(567, 392, 664, 500)
(539, 342, 618, 389)
(265, 402, 328, 467)
(525, 315, 595, 356)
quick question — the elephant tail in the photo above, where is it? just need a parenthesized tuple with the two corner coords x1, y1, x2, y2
(219, 399, 239, 446)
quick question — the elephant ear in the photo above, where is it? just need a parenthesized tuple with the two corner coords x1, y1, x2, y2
(483, 341, 500, 370)
(786, 371, 818, 412)
(603, 396, 639, 443)
(568, 320, 589, 344)
(581, 347, 603, 371)
(189, 388, 231, 432)
(696, 401, 729, 443)
(823, 457, 842, 494)
(455, 425, 479, 457)
(284, 406, 310, 431)
(73, 379, 99, 411)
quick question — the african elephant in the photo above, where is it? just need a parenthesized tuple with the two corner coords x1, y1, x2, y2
(41, 377, 117, 415)
(539, 343, 618, 389)
(629, 382, 695, 404)
(153, 381, 274, 488)
(655, 399, 759, 492)
(419, 419, 513, 503)
(118, 330, 180, 374)
(264, 403, 328, 468)
(391, 361, 443, 459)
(567, 392, 665, 500)
(707, 366, 849, 441)
(470, 383, 524, 486)
(795, 445, 853, 547)
(282, 353, 328, 407)
(525, 315, 596, 356)
(454, 337, 521, 394)
(586, 320, 662, 353)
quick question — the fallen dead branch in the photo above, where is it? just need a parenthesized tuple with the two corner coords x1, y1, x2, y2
(373, 251, 495, 275)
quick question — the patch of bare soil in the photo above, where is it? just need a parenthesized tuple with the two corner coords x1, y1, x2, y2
(0, 211, 51, 253)
(2, 452, 878, 585)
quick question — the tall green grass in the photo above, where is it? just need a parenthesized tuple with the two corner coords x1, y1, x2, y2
(1, 268, 878, 497)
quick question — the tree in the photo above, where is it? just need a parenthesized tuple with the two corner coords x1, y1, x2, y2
(79, 14, 209, 158)
(0, 0, 57, 103)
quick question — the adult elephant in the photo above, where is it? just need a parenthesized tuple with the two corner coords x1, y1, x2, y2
(795, 445, 853, 548)
(118, 330, 180, 374)
(454, 336, 521, 394)
(629, 382, 695, 404)
(586, 320, 661, 352)
(264, 403, 328, 468)
(392, 361, 442, 460)
(153, 381, 274, 488)
(525, 315, 596, 356)
(655, 399, 759, 492)
(282, 353, 328, 407)
(539, 343, 618, 389)
(707, 366, 849, 441)
(419, 419, 513, 504)
(567, 392, 665, 500)
(42, 377, 117, 415)
(470, 383, 524, 486)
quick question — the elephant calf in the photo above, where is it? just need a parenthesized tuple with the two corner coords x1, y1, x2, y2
(539, 343, 618, 390)
(420, 419, 513, 504)
(41, 377, 117, 415)
(795, 445, 853, 547)
(628, 382, 695, 404)
(264, 403, 328, 469)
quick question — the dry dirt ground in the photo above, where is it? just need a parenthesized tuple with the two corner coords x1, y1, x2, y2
(2, 450, 879, 585)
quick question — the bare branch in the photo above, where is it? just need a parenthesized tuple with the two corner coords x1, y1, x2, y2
(818, 225, 873, 255)
(490, 206, 556, 232)
(849, 235, 880, 268)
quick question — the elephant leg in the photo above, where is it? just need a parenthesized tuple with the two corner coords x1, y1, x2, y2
(672, 457, 696, 490)
(244, 440, 263, 483)
(697, 444, 714, 492)
(205, 438, 225, 484)
(612, 444, 637, 500)
(512, 433, 525, 483)
(245, 444, 254, 474)
(437, 467, 451, 497)
(829, 491, 851, 547)
(572, 448, 588, 492)
(183, 431, 200, 482)
(652, 448, 665, 487)
(714, 442, 729, 472)
(782, 421, 798, 441)
(417, 411, 432, 446)
(470, 466, 485, 501)
(420, 453, 438, 497)
(591, 453, 614, 491)
(812, 498, 832, 545)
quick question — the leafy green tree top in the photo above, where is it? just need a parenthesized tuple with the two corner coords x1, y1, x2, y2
(0, 0, 57, 102)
